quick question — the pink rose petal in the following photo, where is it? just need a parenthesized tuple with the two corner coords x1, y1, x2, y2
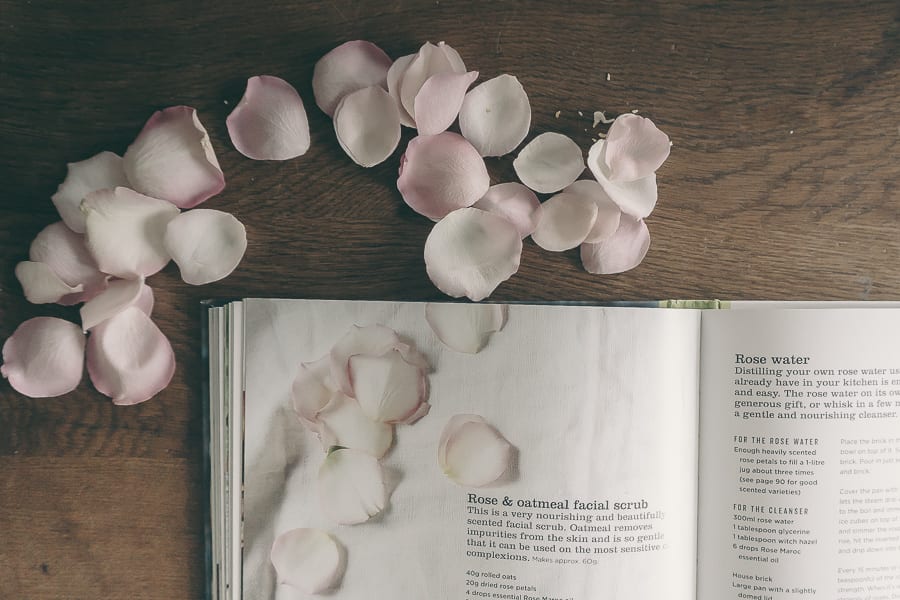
(386, 54, 417, 127)
(270, 529, 345, 594)
(438, 414, 513, 487)
(425, 303, 508, 354)
(14, 261, 83, 304)
(587, 140, 658, 218)
(86, 306, 175, 405)
(1, 317, 85, 398)
(473, 182, 543, 239)
(348, 349, 428, 424)
(51, 151, 128, 233)
(424, 207, 522, 301)
(513, 132, 584, 194)
(530, 191, 599, 252)
(413, 70, 479, 136)
(317, 447, 387, 525)
(459, 74, 531, 157)
(397, 132, 489, 221)
(79, 278, 149, 331)
(316, 393, 394, 458)
(226, 75, 310, 161)
(123, 106, 225, 209)
(312, 40, 392, 117)
(564, 180, 623, 243)
(29, 221, 107, 297)
(333, 86, 402, 167)
(399, 41, 467, 121)
(291, 355, 337, 429)
(603, 113, 670, 182)
(580, 214, 651, 274)
(163, 209, 247, 285)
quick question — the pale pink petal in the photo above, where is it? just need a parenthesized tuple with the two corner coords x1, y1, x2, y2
(349, 350, 427, 424)
(79, 278, 147, 331)
(291, 355, 337, 429)
(163, 209, 247, 285)
(587, 140, 658, 218)
(333, 86, 401, 167)
(316, 393, 394, 458)
(436, 41, 467, 73)
(1, 317, 85, 398)
(425, 303, 507, 354)
(513, 132, 584, 194)
(397, 132, 489, 220)
(86, 306, 175, 405)
(580, 214, 651, 275)
(530, 191, 598, 252)
(14, 261, 83, 304)
(561, 180, 623, 243)
(318, 448, 387, 525)
(386, 54, 417, 127)
(51, 151, 128, 233)
(29, 222, 107, 294)
(473, 182, 542, 239)
(424, 207, 522, 301)
(413, 71, 479, 136)
(603, 113, 670, 182)
(226, 75, 310, 160)
(329, 325, 430, 398)
(135, 284, 155, 317)
(123, 106, 224, 208)
(312, 40, 392, 117)
(270, 529, 345, 594)
(438, 414, 513, 487)
(459, 74, 531, 157)
(82, 187, 180, 279)
(399, 41, 465, 120)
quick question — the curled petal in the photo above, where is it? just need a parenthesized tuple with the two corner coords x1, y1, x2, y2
(413, 70, 479, 136)
(312, 40, 392, 116)
(513, 132, 584, 194)
(316, 393, 394, 458)
(79, 278, 148, 331)
(292, 355, 337, 429)
(425, 303, 508, 354)
(424, 207, 522, 301)
(459, 74, 531, 157)
(123, 106, 224, 208)
(473, 183, 542, 239)
(227, 75, 310, 160)
(334, 86, 402, 167)
(587, 140, 658, 218)
(530, 191, 598, 252)
(86, 306, 175, 405)
(51, 151, 128, 233)
(318, 448, 388, 525)
(29, 221, 106, 295)
(163, 209, 247, 285)
(397, 132, 489, 220)
(329, 325, 428, 398)
(603, 113, 670, 182)
(580, 214, 651, 275)
(386, 54, 417, 127)
(1, 317, 85, 398)
(399, 41, 466, 120)
(438, 414, 513, 487)
(82, 187, 180, 279)
(271, 529, 345, 594)
(349, 350, 428, 424)
(561, 180, 623, 243)
(15, 261, 83, 304)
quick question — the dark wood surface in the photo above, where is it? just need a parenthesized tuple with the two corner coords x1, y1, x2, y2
(1, 1, 898, 597)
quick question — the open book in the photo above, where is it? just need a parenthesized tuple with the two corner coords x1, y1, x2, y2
(206, 299, 900, 600)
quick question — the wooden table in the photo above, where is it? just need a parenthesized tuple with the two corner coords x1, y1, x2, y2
(1, 1, 898, 597)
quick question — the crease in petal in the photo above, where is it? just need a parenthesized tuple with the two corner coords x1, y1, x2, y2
(292, 355, 337, 429)
(603, 113, 670, 182)
(473, 182, 542, 239)
(329, 325, 429, 398)
(530, 191, 598, 252)
(587, 140, 658, 218)
(413, 70, 479, 136)
(163, 209, 247, 285)
(1, 317, 85, 398)
(312, 40, 393, 116)
(580, 214, 651, 275)
(386, 54, 418, 127)
(123, 106, 225, 208)
(425, 303, 508, 354)
(29, 221, 107, 294)
(227, 75, 310, 160)
(51, 151, 128, 233)
(15, 261, 83, 304)
(438, 414, 513, 487)
(562, 180, 623, 244)
(79, 277, 147, 331)
(424, 207, 522, 301)
(513, 132, 584, 194)
(459, 74, 531, 157)
(85, 306, 175, 405)
(333, 86, 402, 167)
(348, 349, 428, 424)
(399, 41, 465, 120)
(317, 447, 388, 525)
(316, 392, 394, 458)
(270, 528, 345, 594)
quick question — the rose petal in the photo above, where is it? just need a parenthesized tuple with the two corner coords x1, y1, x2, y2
(316, 393, 394, 458)
(226, 75, 310, 161)
(333, 86, 402, 167)
(123, 106, 225, 209)
(473, 182, 542, 239)
(86, 306, 175, 405)
(291, 355, 337, 429)
(79, 277, 148, 331)
(163, 209, 247, 285)
(580, 214, 651, 274)
(135, 283, 155, 317)
(318, 447, 388, 525)
(561, 180, 623, 243)
(438, 414, 513, 487)
(82, 187, 180, 279)
(312, 40, 393, 117)
(29, 221, 107, 295)
(386, 54, 417, 127)
(513, 132, 584, 194)
(424, 207, 522, 301)
(459, 74, 531, 157)
(413, 70, 479, 136)
(399, 41, 466, 120)
(587, 140, 658, 218)
(397, 132, 489, 220)
(425, 303, 508, 354)
(349, 349, 427, 424)
(1, 317, 85, 398)
(51, 151, 128, 233)
(270, 529, 345, 594)
(530, 191, 598, 252)
(603, 113, 670, 182)
(15, 261, 83, 304)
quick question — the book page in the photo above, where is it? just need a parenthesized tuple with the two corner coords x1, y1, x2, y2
(698, 309, 900, 600)
(240, 299, 700, 600)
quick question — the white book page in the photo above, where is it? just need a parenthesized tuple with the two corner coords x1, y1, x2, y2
(698, 309, 900, 600)
(240, 299, 701, 600)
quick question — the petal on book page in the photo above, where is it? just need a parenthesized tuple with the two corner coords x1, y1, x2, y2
(318, 447, 388, 525)
(348, 349, 428, 424)
(291, 355, 336, 429)
(270, 528, 345, 594)
(1, 317, 85, 398)
(438, 414, 513, 487)
(330, 324, 429, 398)
(425, 302, 508, 354)
(316, 393, 394, 458)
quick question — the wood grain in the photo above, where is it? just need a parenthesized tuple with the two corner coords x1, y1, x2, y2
(1, 1, 898, 597)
